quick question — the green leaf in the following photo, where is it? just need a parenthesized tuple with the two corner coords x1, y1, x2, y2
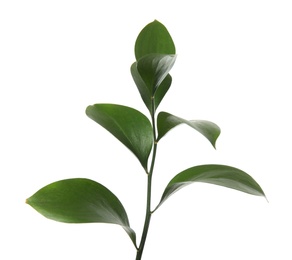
(131, 62, 172, 113)
(26, 178, 137, 247)
(131, 62, 152, 111)
(155, 165, 266, 210)
(135, 20, 176, 60)
(157, 112, 220, 148)
(136, 54, 176, 97)
(86, 104, 153, 170)
(154, 74, 172, 111)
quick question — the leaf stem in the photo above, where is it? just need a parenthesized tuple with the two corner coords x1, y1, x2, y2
(135, 100, 157, 260)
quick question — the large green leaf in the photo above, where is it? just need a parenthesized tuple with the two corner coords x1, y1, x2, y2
(136, 54, 176, 97)
(157, 112, 220, 148)
(26, 178, 137, 247)
(135, 20, 176, 60)
(155, 165, 266, 211)
(86, 104, 153, 170)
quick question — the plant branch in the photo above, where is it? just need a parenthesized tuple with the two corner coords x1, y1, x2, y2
(136, 99, 157, 260)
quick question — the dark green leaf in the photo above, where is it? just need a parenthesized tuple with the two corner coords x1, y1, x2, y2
(157, 112, 220, 148)
(131, 62, 172, 113)
(155, 165, 266, 210)
(154, 74, 172, 111)
(135, 20, 176, 60)
(136, 54, 176, 96)
(86, 104, 153, 170)
(131, 62, 152, 111)
(26, 178, 137, 247)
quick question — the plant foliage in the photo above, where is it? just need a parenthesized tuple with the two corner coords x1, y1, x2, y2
(27, 20, 266, 260)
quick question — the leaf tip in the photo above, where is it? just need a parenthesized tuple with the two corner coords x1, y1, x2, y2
(212, 129, 221, 149)
(85, 105, 92, 116)
(25, 197, 32, 205)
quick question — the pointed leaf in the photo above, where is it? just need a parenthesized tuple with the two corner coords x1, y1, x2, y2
(131, 61, 172, 113)
(26, 178, 137, 247)
(131, 61, 152, 112)
(154, 74, 172, 111)
(136, 54, 176, 96)
(155, 165, 266, 210)
(135, 20, 176, 60)
(86, 104, 153, 170)
(157, 112, 220, 148)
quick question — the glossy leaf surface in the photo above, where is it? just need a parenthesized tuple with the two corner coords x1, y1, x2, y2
(154, 74, 172, 111)
(135, 20, 176, 60)
(26, 178, 137, 247)
(136, 54, 176, 96)
(131, 62, 151, 111)
(86, 104, 153, 170)
(155, 165, 266, 210)
(157, 112, 220, 148)
(131, 62, 172, 113)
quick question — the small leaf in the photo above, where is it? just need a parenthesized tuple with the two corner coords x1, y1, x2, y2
(86, 104, 153, 170)
(131, 62, 152, 111)
(155, 165, 266, 210)
(131, 62, 172, 113)
(157, 112, 220, 148)
(136, 54, 176, 97)
(154, 74, 172, 111)
(26, 178, 137, 247)
(135, 20, 176, 60)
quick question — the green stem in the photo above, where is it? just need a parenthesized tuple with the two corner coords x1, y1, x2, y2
(135, 171, 153, 260)
(136, 101, 157, 260)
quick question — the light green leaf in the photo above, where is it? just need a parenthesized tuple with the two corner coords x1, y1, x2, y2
(155, 165, 266, 211)
(86, 104, 153, 170)
(135, 20, 176, 60)
(136, 54, 176, 97)
(157, 112, 220, 148)
(26, 178, 137, 247)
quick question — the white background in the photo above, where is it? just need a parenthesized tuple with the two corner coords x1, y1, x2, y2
(1, 1, 292, 259)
